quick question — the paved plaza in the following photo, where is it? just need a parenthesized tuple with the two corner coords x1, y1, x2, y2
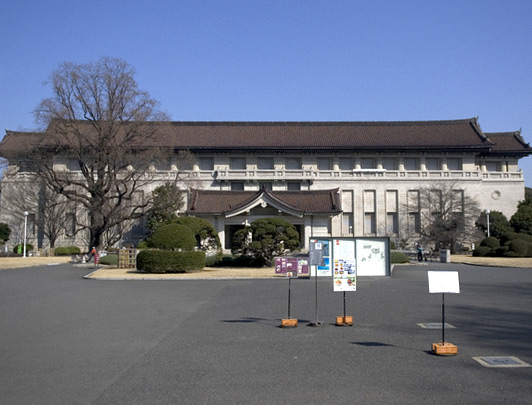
(1, 262, 531, 404)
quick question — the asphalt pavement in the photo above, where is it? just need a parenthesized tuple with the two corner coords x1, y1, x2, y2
(0, 262, 531, 404)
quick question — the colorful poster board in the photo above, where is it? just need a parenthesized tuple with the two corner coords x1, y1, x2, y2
(332, 239, 357, 291)
(309, 239, 331, 276)
(275, 257, 310, 278)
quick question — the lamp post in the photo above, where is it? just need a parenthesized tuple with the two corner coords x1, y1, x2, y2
(486, 209, 490, 238)
(23, 211, 29, 258)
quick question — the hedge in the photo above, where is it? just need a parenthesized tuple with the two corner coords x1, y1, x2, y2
(391, 251, 410, 263)
(99, 254, 118, 266)
(480, 237, 499, 249)
(54, 246, 81, 256)
(148, 224, 196, 251)
(473, 246, 492, 257)
(136, 250, 206, 273)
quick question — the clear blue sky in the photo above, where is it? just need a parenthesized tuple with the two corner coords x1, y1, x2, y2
(1, 1, 532, 184)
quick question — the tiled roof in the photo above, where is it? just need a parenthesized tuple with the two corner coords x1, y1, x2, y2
(483, 131, 531, 155)
(0, 130, 43, 154)
(187, 188, 341, 215)
(2, 118, 530, 156)
(141, 118, 493, 151)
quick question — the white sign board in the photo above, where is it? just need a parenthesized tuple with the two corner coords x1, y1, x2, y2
(428, 271, 460, 294)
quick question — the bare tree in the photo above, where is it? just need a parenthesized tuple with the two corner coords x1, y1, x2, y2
(406, 182, 482, 252)
(0, 177, 72, 248)
(30, 57, 172, 250)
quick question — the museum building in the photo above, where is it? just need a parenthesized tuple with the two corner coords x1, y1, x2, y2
(0, 118, 530, 252)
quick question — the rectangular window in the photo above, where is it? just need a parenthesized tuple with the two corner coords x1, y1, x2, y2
(364, 213, 376, 235)
(386, 213, 398, 235)
(425, 158, 440, 170)
(66, 212, 76, 236)
(317, 157, 332, 170)
(286, 181, 301, 191)
(404, 158, 419, 170)
(257, 157, 274, 170)
(230, 157, 246, 170)
(28, 214, 36, 236)
(486, 161, 501, 172)
(364, 190, 376, 235)
(360, 158, 375, 169)
(285, 157, 302, 170)
(408, 190, 421, 234)
(382, 158, 397, 170)
(447, 158, 462, 170)
(198, 157, 214, 171)
(339, 158, 352, 170)
(231, 182, 244, 191)
(342, 213, 354, 235)
(386, 190, 398, 234)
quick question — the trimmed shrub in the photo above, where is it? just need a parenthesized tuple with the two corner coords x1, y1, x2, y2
(480, 237, 500, 249)
(137, 250, 205, 273)
(99, 254, 118, 266)
(148, 224, 196, 251)
(391, 251, 410, 263)
(503, 251, 521, 257)
(500, 232, 532, 245)
(54, 246, 81, 256)
(495, 246, 509, 256)
(137, 241, 149, 249)
(506, 239, 529, 257)
(473, 246, 492, 257)
(13, 244, 34, 254)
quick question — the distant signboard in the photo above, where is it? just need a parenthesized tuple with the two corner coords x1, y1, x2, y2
(275, 257, 309, 278)
(332, 239, 356, 291)
(428, 271, 460, 294)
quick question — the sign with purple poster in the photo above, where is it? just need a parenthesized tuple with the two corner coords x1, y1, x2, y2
(275, 257, 309, 278)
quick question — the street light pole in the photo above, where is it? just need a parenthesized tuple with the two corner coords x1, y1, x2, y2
(486, 209, 490, 238)
(23, 211, 29, 258)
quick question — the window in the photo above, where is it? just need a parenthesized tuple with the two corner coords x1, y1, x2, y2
(364, 190, 376, 235)
(69, 159, 81, 171)
(286, 182, 301, 191)
(425, 158, 440, 170)
(339, 158, 352, 170)
(342, 213, 354, 235)
(382, 158, 397, 170)
(408, 190, 420, 234)
(285, 157, 302, 170)
(231, 182, 244, 191)
(486, 161, 501, 172)
(386, 190, 398, 234)
(447, 158, 462, 171)
(317, 157, 332, 170)
(257, 157, 274, 170)
(198, 157, 214, 171)
(230, 157, 246, 170)
(360, 158, 376, 169)
(404, 158, 419, 170)
(28, 214, 36, 236)
(66, 212, 76, 236)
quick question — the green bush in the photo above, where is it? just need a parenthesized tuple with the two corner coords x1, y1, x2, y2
(148, 224, 196, 251)
(13, 244, 33, 254)
(495, 246, 509, 256)
(500, 232, 532, 245)
(137, 250, 205, 273)
(480, 237, 500, 249)
(506, 239, 530, 257)
(54, 246, 81, 256)
(503, 251, 521, 257)
(391, 251, 410, 263)
(137, 241, 149, 249)
(473, 246, 492, 257)
(99, 254, 118, 266)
